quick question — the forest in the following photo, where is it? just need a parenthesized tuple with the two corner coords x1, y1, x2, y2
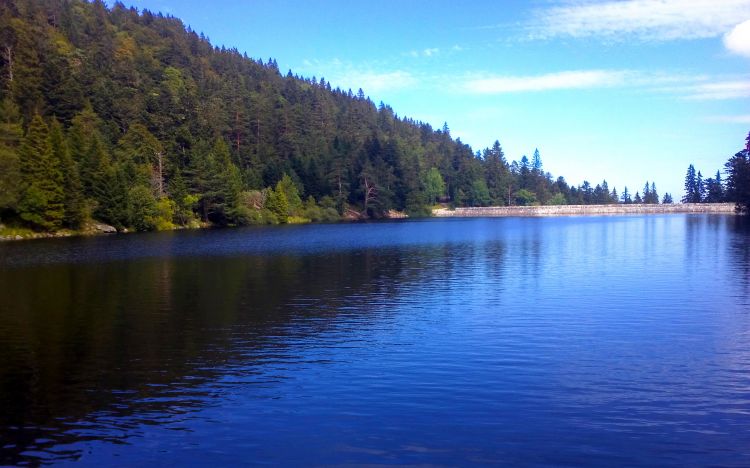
(0, 0, 744, 235)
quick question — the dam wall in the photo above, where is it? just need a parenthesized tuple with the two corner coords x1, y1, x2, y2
(433, 203, 737, 218)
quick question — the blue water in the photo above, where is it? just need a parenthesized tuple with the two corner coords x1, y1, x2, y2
(1, 215, 749, 466)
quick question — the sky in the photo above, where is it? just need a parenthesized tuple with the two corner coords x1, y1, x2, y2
(111, 0, 750, 199)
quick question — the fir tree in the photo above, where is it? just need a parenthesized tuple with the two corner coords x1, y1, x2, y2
(724, 132, 750, 212)
(0, 99, 22, 214)
(696, 171, 705, 203)
(49, 118, 86, 228)
(683, 164, 697, 203)
(18, 115, 64, 230)
(621, 186, 632, 204)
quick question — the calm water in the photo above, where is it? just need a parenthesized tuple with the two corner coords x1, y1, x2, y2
(1, 215, 749, 466)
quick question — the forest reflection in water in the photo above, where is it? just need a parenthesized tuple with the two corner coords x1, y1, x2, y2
(1, 215, 749, 466)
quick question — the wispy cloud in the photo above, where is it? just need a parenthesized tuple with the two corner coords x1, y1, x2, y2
(462, 69, 749, 100)
(705, 114, 750, 124)
(342, 70, 418, 93)
(527, 0, 750, 41)
(464, 70, 627, 93)
(407, 48, 439, 58)
(681, 80, 750, 100)
(724, 19, 750, 57)
(299, 59, 417, 94)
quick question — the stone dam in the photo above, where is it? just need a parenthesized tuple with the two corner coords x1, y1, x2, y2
(433, 203, 738, 217)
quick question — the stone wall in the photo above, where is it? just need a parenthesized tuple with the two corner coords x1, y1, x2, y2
(433, 203, 737, 218)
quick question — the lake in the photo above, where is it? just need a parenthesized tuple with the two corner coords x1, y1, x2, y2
(1, 215, 749, 466)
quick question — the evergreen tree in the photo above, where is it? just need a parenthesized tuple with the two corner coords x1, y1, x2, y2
(266, 185, 289, 223)
(0, 99, 22, 215)
(683, 164, 697, 203)
(633, 191, 642, 203)
(724, 132, 750, 212)
(276, 173, 302, 216)
(49, 118, 86, 228)
(696, 171, 705, 203)
(704, 171, 725, 203)
(484, 140, 510, 204)
(531, 148, 542, 172)
(621, 186, 632, 204)
(18, 115, 64, 230)
(662, 193, 673, 204)
(93, 165, 129, 230)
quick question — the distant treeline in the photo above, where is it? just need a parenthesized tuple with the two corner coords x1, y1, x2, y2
(683, 132, 750, 212)
(0, 1, 735, 235)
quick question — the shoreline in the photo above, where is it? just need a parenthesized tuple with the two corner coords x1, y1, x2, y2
(1, 203, 739, 242)
(433, 203, 737, 217)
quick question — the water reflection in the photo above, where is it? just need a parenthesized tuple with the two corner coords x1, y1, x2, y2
(0, 243, 468, 464)
(1, 216, 749, 466)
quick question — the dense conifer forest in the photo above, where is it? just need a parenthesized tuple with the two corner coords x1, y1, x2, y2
(0, 0, 744, 235)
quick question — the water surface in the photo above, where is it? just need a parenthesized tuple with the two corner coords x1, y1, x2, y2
(1, 215, 749, 466)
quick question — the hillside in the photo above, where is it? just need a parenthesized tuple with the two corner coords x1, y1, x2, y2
(0, 0, 663, 233)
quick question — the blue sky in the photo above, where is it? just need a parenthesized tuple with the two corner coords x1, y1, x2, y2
(113, 0, 750, 198)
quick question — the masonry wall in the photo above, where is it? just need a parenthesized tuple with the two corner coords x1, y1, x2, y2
(433, 203, 737, 217)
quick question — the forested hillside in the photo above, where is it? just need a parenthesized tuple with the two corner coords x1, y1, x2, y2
(0, 0, 665, 233)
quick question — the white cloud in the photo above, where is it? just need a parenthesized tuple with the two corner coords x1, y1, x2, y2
(464, 70, 628, 94)
(462, 69, 750, 100)
(528, 0, 750, 41)
(724, 20, 750, 57)
(343, 70, 418, 93)
(706, 114, 750, 123)
(682, 80, 750, 100)
(298, 59, 418, 94)
(406, 47, 443, 58)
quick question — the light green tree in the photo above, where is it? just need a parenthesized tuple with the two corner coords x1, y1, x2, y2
(423, 167, 445, 204)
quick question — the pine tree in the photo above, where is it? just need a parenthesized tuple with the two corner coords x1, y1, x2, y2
(724, 132, 750, 212)
(621, 186, 631, 204)
(662, 193, 673, 204)
(532, 148, 542, 172)
(650, 182, 658, 204)
(18, 115, 64, 230)
(93, 164, 129, 230)
(0, 99, 22, 213)
(683, 164, 697, 203)
(696, 171, 705, 203)
(49, 118, 86, 228)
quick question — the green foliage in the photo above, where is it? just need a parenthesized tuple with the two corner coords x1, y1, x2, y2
(128, 185, 158, 231)
(276, 174, 302, 216)
(94, 165, 129, 230)
(0, 0, 666, 234)
(515, 189, 538, 206)
(266, 186, 289, 223)
(423, 167, 445, 204)
(18, 115, 64, 230)
(469, 179, 491, 206)
(549, 193, 567, 205)
(0, 99, 22, 215)
(725, 132, 750, 213)
(50, 118, 86, 228)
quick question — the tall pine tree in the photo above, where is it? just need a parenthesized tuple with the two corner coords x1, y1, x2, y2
(18, 115, 64, 230)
